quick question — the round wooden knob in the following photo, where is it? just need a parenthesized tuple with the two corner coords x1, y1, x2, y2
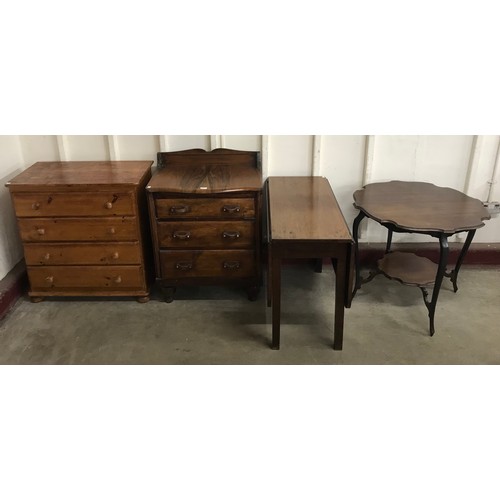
(32, 202, 40, 210)
(105, 202, 113, 209)
(114, 276, 122, 284)
(44, 253, 50, 260)
(108, 227, 116, 235)
(37, 228, 45, 235)
(112, 252, 119, 260)
(45, 276, 54, 283)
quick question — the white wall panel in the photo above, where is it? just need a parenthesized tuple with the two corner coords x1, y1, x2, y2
(369, 136, 419, 182)
(222, 135, 261, 152)
(19, 136, 59, 165)
(1, 134, 500, 280)
(268, 135, 313, 176)
(165, 135, 210, 152)
(416, 136, 472, 189)
(117, 135, 159, 161)
(65, 135, 110, 160)
(0, 136, 24, 279)
(465, 136, 499, 201)
(320, 135, 365, 227)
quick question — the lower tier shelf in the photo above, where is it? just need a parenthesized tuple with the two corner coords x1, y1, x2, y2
(377, 251, 437, 287)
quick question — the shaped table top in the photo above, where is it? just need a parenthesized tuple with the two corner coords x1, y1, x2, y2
(353, 181, 490, 233)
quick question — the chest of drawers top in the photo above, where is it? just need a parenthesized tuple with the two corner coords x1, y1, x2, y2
(146, 149, 262, 195)
(6, 161, 152, 192)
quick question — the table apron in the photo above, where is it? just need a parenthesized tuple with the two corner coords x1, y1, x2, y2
(270, 240, 352, 259)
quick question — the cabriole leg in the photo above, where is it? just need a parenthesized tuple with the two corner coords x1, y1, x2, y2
(352, 211, 365, 297)
(425, 234, 449, 336)
(447, 229, 476, 293)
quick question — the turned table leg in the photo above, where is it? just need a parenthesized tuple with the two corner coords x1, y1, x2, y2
(385, 228, 393, 253)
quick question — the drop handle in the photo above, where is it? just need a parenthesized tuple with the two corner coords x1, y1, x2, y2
(32, 202, 40, 210)
(222, 205, 241, 214)
(37, 228, 45, 235)
(108, 227, 116, 235)
(173, 231, 191, 240)
(44, 253, 50, 260)
(223, 261, 241, 270)
(105, 202, 113, 209)
(112, 252, 119, 260)
(170, 205, 190, 214)
(222, 231, 240, 239)
(175, 261, 193, 271)
(45, 276, 54, 283)
(113, 276, 122, 284)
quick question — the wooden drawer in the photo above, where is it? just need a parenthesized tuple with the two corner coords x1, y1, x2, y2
(18, 217, 139, 242)
(12, 192, 135, 217)
(157, 221, 255, 249)
(160, 250, 255, 278)
(24, 242, 142, 266)
(155, 197, 255, 219)
(28, 265, 145, 291)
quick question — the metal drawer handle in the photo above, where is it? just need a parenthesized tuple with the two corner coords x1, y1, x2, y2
(45, 276, 54, 283)
(170, 205, 190, 214)
(108, 227, 116, 235)
(112, 252, 119, 260)
(175, 261, 193, 271)
(173, 230, 191, 240)
(222, 231, 240, 239)
(114, 276, 122, 284)
(32, 202, 40, 210)
(222, 205, 241, 214)
(44, 253, 50, 260)
(37, 228, 45, 235)
(105, 202, 113, 209)
(223, 261, 241, 270)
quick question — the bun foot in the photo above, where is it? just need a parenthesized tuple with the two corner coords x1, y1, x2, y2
(136, 295, 150, 303)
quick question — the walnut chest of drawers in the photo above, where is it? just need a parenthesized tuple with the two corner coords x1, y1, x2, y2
(6, 161, 153, 302)
(146, 149, 262, 302)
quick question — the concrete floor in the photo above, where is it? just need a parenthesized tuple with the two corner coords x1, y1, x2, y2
(0, 264, 499, 364)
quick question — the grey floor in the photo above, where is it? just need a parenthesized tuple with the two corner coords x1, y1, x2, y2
(0, 264, 499, 364)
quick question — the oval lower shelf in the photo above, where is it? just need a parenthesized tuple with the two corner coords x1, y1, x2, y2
(377, 251, 437, 287)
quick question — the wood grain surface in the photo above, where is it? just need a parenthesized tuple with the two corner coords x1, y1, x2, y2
(6, 161, 153, 191)
(268, 177, 352, 242)
(378, 251, 437, 287)
(353, 180, 490, 233)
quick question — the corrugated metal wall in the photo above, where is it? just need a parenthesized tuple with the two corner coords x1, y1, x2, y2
(1, 134, 499, 279)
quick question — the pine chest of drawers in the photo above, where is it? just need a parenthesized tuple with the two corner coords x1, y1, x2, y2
(6, 161, 153, 302)
(146, 149, 262, 302)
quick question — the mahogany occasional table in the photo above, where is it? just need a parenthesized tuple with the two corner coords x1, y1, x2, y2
(266, 177, 353, 350)
(352, 181, 491, 335)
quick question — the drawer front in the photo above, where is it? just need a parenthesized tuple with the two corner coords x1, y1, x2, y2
(18, 217, 139, 242)
(160, 250, 255, 279)
(24, 242, 142, 266)
(155, 197, 255, 219)
(28, 265, 145, 291)
(157, 221, 255, 249)
(12, 192, 135, 217)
